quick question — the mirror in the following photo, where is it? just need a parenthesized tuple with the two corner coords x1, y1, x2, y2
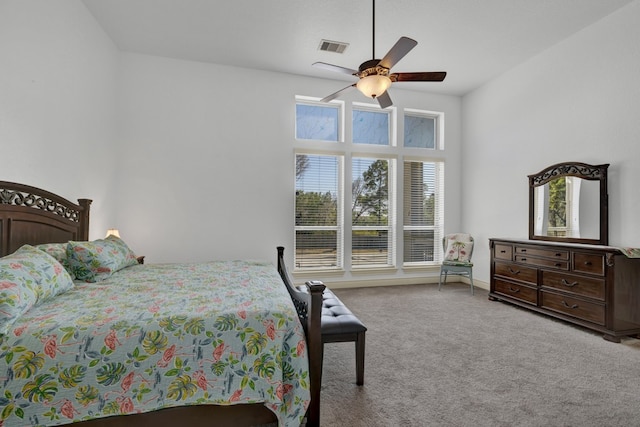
(529, 162, 609, 245)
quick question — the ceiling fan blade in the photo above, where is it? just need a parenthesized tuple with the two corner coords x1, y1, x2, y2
(376, 91, 393, 109)
(320, 84, 357, 103)
(313, 62, 358, 76)
(378, 37, 418, 70)
(390, 72, 447, 82)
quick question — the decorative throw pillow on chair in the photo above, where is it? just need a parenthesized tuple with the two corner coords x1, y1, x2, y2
(444, 239, 473, 263)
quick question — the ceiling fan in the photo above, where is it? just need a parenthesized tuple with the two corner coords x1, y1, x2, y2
(313, 0, 446, 109)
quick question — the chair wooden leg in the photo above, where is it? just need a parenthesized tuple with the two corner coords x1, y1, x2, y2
(355, 332, 366, 386)
(438, 270, 447, 291)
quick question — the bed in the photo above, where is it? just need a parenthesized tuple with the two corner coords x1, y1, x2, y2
(0, 181, 324, 427)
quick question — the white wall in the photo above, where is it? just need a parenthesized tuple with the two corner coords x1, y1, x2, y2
(0, 0, 462, 286)
(462, 0, 640, 284)
(115, 53, 463, 279)
(0, 0, 120, 238)
(5, 0, 639, 289)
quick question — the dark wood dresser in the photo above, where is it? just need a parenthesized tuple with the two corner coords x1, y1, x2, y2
(489, 238, 640, 342)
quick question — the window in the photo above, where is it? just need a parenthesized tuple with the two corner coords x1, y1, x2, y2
(294, 97, 444, 272)
(295, 103, 340, 141)
(295, 155, 343, 269)
(352, 157, 394, 267)
(403, 161, 444, 263)
(353, 107, 390, 145)
(405, 111, 438, 149)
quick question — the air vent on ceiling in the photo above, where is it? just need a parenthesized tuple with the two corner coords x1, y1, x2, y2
(318, 39, 349, 54)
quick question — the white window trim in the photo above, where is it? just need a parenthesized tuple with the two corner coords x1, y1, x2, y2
(294, 98, 445, 274)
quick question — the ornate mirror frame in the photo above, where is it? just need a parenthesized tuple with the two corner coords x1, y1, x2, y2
(528, 161, 609, 245)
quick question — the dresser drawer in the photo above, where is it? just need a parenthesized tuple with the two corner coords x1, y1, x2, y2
(489, 237, 640, 341)
(494, 278, 537, 305)
(541, 271, 605, 301)
(515, 255, 569, 270)
(494, 243, 513, 260)
(540, 291, 605, 325)
(572, 252, 605, 276)
(494, 261, 537, 285)
(515, 246, 569, 260)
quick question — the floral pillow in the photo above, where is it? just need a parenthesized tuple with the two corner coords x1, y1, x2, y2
(36, 242, 76, 279)
(0, 245, 75, 335)
(66, 235, 138, 282)
(444, 239, 473, 263)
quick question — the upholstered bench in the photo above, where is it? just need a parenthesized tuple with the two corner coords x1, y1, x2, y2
(320, 288, 367, 385)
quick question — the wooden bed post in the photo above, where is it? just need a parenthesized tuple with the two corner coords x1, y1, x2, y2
(78, 198, 92, 241)
(304, 279, 325, 427)
(276, 247, 325, 427)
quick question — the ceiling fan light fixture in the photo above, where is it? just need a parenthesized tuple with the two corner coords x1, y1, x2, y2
(356, 74, 391, 98)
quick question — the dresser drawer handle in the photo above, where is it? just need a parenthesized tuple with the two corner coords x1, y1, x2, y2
(554, 263, 562, 267)
(555, 253, 563, 257)
(584, 261, 593, 266)
(509, 286, 520, 293)
(561, 279, 578, 287)
(561, 300, 579, 309)
(500, 250, 506, 253)
(508, 267, 520, 275)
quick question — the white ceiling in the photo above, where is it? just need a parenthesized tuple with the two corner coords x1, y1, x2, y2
(82, 0, 634, 96)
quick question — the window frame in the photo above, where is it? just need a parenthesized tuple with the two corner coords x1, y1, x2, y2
(294, 96, 445, 273)
(404, 108, 443, 150)
(294, 152, 345, 270)
(350, 155, 396, 269)
(352, 102, 394, 147)
(295, 96, 344, 144)
(401, 158, 445, 266)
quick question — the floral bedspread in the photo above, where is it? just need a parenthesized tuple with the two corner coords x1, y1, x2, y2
(0, 261, 309, 427)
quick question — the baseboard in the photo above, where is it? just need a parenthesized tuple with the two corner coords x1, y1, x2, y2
(312, 276, 490, 291)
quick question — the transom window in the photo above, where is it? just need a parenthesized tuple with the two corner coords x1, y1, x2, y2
(405, 110, 439, 149)
(295, 103, 339, 141)
(353, 106, 390, 145)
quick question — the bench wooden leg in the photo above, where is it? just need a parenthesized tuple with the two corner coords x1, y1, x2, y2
(355, 331, 365, 386)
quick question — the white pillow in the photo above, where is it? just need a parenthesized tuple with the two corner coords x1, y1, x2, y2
(444, 239, 473, 263)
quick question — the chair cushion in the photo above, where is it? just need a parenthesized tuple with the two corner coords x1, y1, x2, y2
(442, 260, 474, 268)
(444, 239, 473, 263)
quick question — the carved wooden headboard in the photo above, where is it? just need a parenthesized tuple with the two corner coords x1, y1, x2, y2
(0, 181, 91, 257)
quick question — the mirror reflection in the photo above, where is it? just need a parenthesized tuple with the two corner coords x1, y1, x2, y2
(533, 177, 600, 240)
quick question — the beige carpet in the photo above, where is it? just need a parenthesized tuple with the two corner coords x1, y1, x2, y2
(319, 283, 640, 427)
